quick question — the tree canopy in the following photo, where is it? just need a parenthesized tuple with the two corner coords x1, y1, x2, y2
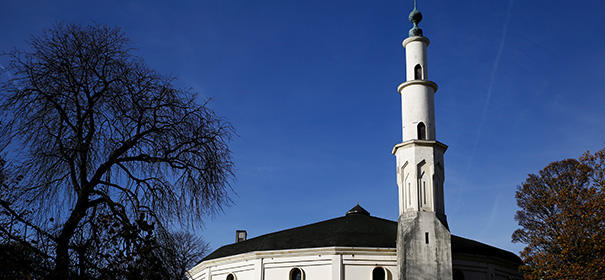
(512, 147, 605, 279)
(0, 23, 234, 279)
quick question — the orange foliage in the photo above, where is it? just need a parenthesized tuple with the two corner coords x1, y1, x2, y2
(513, 148, 605, 280)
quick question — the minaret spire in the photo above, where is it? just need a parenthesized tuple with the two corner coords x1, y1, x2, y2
(394, 1, 453, 279)
(408, 0, 423, 37)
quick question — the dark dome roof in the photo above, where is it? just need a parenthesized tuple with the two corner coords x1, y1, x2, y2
(346, 203, 370, 216)
(204, 210, 397, 261)
(203, 207, 521, 266)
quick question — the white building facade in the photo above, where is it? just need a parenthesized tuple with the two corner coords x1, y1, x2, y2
(189, 247, 397, 280)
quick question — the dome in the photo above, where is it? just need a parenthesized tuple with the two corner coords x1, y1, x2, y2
(202, 205, 522, 266)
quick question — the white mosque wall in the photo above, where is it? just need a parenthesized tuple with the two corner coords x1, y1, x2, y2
(188, 246, 522, 280)
(188, 247, 397, 280)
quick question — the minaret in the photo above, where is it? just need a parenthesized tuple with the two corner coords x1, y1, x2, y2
(393, 2, 453, 279)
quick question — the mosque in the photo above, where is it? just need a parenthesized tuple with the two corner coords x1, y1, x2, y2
(188, 3, 524, 280)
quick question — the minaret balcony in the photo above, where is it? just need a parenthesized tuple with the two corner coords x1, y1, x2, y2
(398, 79, 438, 94)
(391, 139, 448, 155)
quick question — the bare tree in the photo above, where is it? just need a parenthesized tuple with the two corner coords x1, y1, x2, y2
(0, 23, 234, 279)
(147, 230, 211, 280)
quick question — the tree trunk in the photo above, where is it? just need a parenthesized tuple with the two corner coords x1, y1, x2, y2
(52, 188, 90, 279)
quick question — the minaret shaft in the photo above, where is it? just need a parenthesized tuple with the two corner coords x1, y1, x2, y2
(394, 36, 445, 219)
(394, 5, 452, 280)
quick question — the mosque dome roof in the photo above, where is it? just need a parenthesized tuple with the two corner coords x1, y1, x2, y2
(202, 205, 522, 266)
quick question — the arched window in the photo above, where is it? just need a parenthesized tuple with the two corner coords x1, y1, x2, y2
(453, 270, 465, 280)
(290, 268, 304, 280)
(414, 64, 422, 80)
(373, 267, 386, 280)
(226, 273, 236, 280)
(417, 122, 426, 140)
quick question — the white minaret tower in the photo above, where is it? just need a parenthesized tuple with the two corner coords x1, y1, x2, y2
(393, 2, 453, 279)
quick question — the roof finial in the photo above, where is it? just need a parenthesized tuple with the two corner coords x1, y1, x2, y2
(408, 0, 424, 37)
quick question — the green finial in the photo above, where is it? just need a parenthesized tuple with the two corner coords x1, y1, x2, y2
(408, 0, 424, 37)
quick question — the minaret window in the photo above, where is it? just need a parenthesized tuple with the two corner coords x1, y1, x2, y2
(290, 268, 304, 280)
(226, 274, 236, 280)
(414, 64, 423, 80)
(423, 181, 427, 205)
(417, 122, 426, 140)
(408, 183, 411, 206)
(372, 267, 386, 280)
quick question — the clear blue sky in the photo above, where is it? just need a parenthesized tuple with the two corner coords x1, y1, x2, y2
(2, 0, 605, 255)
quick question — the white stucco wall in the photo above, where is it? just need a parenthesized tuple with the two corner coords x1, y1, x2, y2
(188, 246, 522, 280)
(343, 253, 396, 280)
(188, 247, 396, 280)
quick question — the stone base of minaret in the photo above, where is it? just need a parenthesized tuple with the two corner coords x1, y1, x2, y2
(397, 211, 452, 280)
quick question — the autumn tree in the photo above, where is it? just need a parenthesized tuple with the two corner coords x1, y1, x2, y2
(512, 148, 605, 279)
(0, 23, 234, 279)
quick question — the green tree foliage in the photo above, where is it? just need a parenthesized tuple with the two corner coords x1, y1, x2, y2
(512, 148, 605, 279)
(0, 23, 234, 279)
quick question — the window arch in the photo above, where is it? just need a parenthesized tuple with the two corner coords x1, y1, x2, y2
(226, 273, 236, 280)
(453, 270, 465, 280)
(414, 64, 422, 80)
(372, 267, 386, 280)
(417, 122, 426, 140)
(290, 268, 304, 280)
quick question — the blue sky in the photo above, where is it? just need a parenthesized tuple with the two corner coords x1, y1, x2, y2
(2, 0, 605, 255)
